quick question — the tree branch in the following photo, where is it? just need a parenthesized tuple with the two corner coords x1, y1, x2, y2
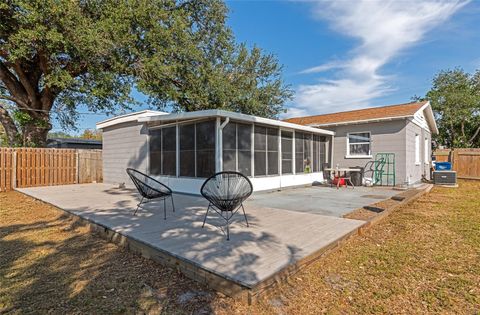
(14, 61, 39, 105)
(469, 125, 480, 144)
(0, 61, 29, 105)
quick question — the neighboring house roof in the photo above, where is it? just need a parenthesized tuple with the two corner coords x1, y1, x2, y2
(137, 109, 335, 136)
(284, 101, 438, 134)
(47, 138, 102, 145)
(96, 110, 167, 129)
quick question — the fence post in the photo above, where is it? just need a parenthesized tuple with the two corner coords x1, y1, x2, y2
(12, 150, 17, 189)
(76, 150, 80, 184)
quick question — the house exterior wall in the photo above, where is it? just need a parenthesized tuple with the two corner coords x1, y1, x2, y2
(102, 121, 149, 186)
(324, 120, 408, 185)
(405, 119, 432, 184)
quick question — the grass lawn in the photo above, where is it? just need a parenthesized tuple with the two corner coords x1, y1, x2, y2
(1, 181, 479, 314)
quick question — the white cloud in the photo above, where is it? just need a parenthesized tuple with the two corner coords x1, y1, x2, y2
(289, 0, 467, 116)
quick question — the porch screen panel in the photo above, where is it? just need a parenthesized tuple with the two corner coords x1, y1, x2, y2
(196, 120, 215, 178)
(313, 135, 327, 172)
(222, 123, 237, 172)
(313, 135, 319, 173)
(237, 123, 252, 176)
(161, 126, 176, 176)
(281, 131, 293, 174)
(295, 132, 304, 173)
(149, 129, 162, 175)
(254, 126, 267, 176)
(303, 134, 312, 173)
(320, 137, 327, 170)
(180, 124, 195, 177)
(267, 127, 279, 175)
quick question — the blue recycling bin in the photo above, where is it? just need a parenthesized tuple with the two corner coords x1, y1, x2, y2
(435, 162, 452, 171)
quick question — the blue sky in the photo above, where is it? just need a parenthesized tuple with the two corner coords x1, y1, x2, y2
(61, 0, 480, 134)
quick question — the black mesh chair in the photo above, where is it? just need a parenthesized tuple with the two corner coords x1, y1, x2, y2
(200, 171, 253, 240)
(126, 168, 174, 219)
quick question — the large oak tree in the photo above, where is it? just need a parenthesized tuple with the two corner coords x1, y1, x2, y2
(0, 0, 292, 146)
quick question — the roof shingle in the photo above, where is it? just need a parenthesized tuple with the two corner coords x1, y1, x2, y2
(284, 101, 428, 126)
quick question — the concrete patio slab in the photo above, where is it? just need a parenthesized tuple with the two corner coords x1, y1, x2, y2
(248, 185, 399, 217)
(17, 183, 390, 299)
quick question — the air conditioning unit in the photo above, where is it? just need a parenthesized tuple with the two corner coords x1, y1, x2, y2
(433, 171, 457, 186)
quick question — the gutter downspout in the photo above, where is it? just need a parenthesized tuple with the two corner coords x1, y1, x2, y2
(216, 117, 230, 172)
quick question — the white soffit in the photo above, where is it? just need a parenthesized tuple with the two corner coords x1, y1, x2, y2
(138, 109, 335, 136)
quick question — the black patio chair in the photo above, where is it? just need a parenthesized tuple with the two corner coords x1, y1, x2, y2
(200, 171, 253, 240)
(126, 168, 174, 219)
(322, 162, 333, 187)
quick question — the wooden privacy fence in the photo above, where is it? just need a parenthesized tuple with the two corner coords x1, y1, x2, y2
(0, 148, 102, 192)
(433, 148, 480, 180)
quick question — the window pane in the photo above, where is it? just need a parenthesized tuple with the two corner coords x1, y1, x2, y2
(180, 124, 195, 177)
(254, 126, 266, 150)
(223, 150, 236, 171)
(237, 123, 252, 176)
(268, 152, 278, 175)
(196, 120, 215, 177)
(162, 127, 176, 176)
(223, 123, 236, 150)
(313, 135, 319, 172)
(349, 143, 370, 155)
(295, 132, 304, 173)
(303, 134, 312, 172)
(281, 131, 293, 175)
(197, 150, 215, 178)
(238, 150, 251, 176)
(149, 129, 162, 175)
(267, 128, 278, 175)
(349, 132, 370, 143)
(237, 124, 251, 150)
(196, 121, 215, 149)
(254, 152, 266, 176)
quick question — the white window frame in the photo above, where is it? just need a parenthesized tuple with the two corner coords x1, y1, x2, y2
(346, 131, 372, 159)
(424, 137, 429, 165)
(415, 134, 420, 165)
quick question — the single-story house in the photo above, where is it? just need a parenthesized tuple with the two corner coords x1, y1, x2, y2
(96, 110, 334, 194)
(47, 137, 102, 149)
(284, 101, 438, 186)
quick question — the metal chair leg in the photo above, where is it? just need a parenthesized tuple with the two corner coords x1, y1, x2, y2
(226, 216, 230, 241)
(163, 197, 166, 220)
(171, 194, 175, 212)
(202, 204, 210, 228)
(134, 196, 144, 216)
(241, 204, 249, 227)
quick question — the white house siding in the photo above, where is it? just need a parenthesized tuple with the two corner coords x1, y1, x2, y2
(325, 120, 408, 185)
(102, 121, 149, 186)
(405, 120, 431, 184)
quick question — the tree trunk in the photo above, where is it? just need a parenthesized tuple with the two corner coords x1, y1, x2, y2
(21, 111, 52, 147)
(0, 104, 21, 146)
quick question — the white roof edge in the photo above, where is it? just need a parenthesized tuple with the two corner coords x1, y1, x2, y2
(418, 101, 439, 134)
(307, 115, 414, 128)
(96, 110, 167, 130)
(138, 109, 335, 136)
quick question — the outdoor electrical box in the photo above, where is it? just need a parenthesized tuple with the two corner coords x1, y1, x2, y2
(433, 171, 457, 186)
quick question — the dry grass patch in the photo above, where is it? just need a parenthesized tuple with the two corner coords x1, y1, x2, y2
(1, 181, 479, 314)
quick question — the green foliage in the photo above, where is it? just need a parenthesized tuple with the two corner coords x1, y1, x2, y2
(422, 68, 480, 148)
(0, 0, 292, 147)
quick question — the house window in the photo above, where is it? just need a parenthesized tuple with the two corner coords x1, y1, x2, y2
(424, 137, 429, 164)
(281, 131, 293, 174)
(347, 132, 371, 157)
(149, 126, 176, 176)
(415, 134, 420, 164)
(222, 122, 252, 176)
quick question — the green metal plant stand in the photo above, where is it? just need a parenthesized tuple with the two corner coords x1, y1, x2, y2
(374, 153, 396, 186)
